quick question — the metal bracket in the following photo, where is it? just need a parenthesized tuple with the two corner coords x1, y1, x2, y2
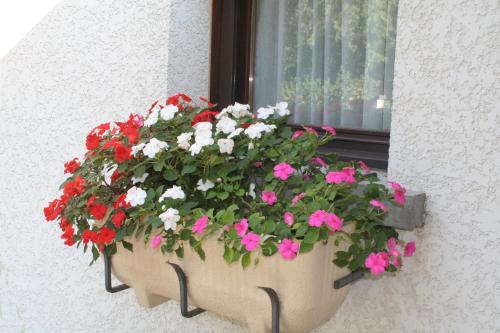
(103, 250, 130, 293)
(333, 270, 364, 289)
(258, 286, 280, 333)
(167, 262, 206, 318)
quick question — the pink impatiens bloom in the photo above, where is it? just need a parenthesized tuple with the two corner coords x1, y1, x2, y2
(151, 234, 162, 249)
(324, 213, 343, 231)
(291, 130, 304, 140)
(308, 210, 327, 227)
(321, 126, 336, 136)
(370, 199, 387, 212)
(358, 160, 370, 173)
(388, 181, 406, 206)
(273, 162, 294, 180)
(304, 126, 319, 136)
(365, 252, 389, 276)
(241, 232, 260, 251)
(325, 167, 356, 184)
(387, 238, 401, 257)
(234, 218, 249, 237)
(278, 239, 300, 260)
(291, 192, 305, 206)
(310, 156, 328, 168)
(404, 241, 416, 257)
(192, 215, 209, 236)
(283, 212, 295, 226)
(261, 191, 278, 205)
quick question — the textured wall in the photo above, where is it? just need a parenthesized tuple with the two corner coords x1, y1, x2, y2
(1, 0, 500, 332)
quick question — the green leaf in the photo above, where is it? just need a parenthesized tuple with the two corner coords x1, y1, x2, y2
(333, 258, 349, 268)
(180, 229, 191, 241)
(217, 192, 229, 200)
(299, 242, 314, 254)
(162, 168, 178, 181)
(122, 241, 133, 252)
(264, 220, 276, 234)
(303, 228, 320, 244)
(175, 246, 184, 258)
(153, 161, 165, 172)
(295, 225, 309, 237)
(241, 252, 251, 269)
(195, 246, 206, 261)
(181, 164, 196, 175)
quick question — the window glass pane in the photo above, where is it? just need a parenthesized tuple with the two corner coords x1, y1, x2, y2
(252, 0, 398, 131)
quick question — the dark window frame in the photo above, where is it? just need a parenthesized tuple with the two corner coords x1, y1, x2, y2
(209, 0, 390, 170)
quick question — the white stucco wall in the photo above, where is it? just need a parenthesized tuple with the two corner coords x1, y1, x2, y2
(1, 0, 499, 332)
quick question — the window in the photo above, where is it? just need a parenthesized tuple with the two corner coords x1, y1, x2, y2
(210, 0, 399, 170)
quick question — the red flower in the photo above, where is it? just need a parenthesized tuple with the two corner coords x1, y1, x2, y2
(116, 114, 141, 144)
(97, 227, 116, 244)
(61, 224, 75, 246)
(89, 203, 108, 220)
(166, 93, 192, 108)
(199, 96, 216, 108)
(113, 194, 131, 209)
(59, 216, 70, 230)
(64, 158, 81, 174)
(111, 210, 126, 228)
(191, 110, 219, 126)
(86, 133, 101, 150)
(82, 229, 98, 244)
(63, 176, 86, 197)
(114, 142, 132, 163)
(111, 169, 126, 182)
(43, 198, 65, 221)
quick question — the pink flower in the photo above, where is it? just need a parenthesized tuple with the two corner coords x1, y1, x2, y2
(365, 252, 389, 276)
(358, 160, 370, 173)
(278, 239, 299, 260)
(308, 210, 327, 227)
(304, 126, 319, 136)
(325, 167, 356, 184)
(234, 218, 249, 237)
(254, 161, 263, 168)
(370, 199, 387, 212)
(324, 213, 343, 231)
(241, 232, 260, 251)
(291, 130, 304, 140)
(321, 126, 336, 136)
(273, 162, 294, 180)
(388, 181, 406, 206)
(261, 191, 277, 205)
(151, 235, 162, 249)
(310, 156, 328, 168)
(291, 192, 305, 206)
(404, 241, 416, 257)
(283, 212, 294, 226)
(192, 215, 209, 236)
(387, 238, 401, 257)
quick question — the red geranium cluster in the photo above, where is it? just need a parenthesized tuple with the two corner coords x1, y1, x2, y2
(64, 158, 80, 174)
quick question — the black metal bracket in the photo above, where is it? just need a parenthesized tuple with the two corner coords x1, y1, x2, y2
(258, 286, 280, 333)
(103, 251, 130, 293)
(167, 262, 206, 318)
(333, 270, 364, 289)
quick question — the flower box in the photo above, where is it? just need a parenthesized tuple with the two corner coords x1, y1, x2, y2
(110, 226, 354, 333)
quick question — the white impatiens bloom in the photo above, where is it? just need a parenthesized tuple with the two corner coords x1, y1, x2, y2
(217, 102, 251, 119)
(248, 183, 256, 199)
(188, 143, 203, 156)
(159, 185, 186, 202)
(160, 104, 179, 121)
(248, 142, 254, 150)
(244, 122, 277, 139)
(217, 138, 234, 154)
(177, 132, 193, 150)
(143, 138, 169, 158)
(256, 107, 275, 119)
(160, 208, 180, 231)
(125, 186, 147, 206)
(189, 122, 214, 156)
(196, 179, 215, 192)
(131, 143, 146, 157)
(144, 110, 159, 127)
(103, 164, 118, 185)
(227, 127, 244, 139)
(131, 172, 149, 184)
(274, 101, 290, 117)
(216, 116, 237, 134)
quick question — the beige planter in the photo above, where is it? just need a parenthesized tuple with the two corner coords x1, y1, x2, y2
(109, 229, 353, 333)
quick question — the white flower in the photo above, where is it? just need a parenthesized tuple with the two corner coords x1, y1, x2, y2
(159, 208, 180, 231)
(274, 102, 290, 117)
(217, 138, 234, 154)
(160, 104, 179, 121)
(248, 142, 254, 150)
(248, 183, 256, 199)
(194, 131, 214, 146)
(193, 122, 213, 132)
(125, 186, 147, 206)
(131, 172, 149, 184)
(244, 122, 277, 139)
(189, 142, 203, 156)
(131, 143, 146, 157)
(256, 107, 274, 119)
(159, 185, 186, 202)
(227, 127, 244, 139)
(177, 132, 193, 150)
(143, 138, 169, 158)
(217, 102, 251, 119)
(216, 116, 237, 134)
(196, 179, 215, 192)
(189, 122, 214, 156)
(144, 110, 159, 127)
(103, 164, 118, 185)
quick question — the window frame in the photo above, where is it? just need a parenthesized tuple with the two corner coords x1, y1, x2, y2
(209, 0, 390, 170)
